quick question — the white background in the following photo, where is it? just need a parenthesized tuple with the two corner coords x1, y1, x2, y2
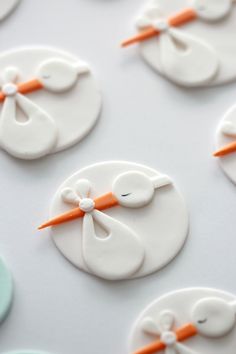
(0, 0, 236, 353)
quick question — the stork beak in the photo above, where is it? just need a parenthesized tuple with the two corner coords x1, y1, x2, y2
(121, 27, 160, 47)
(213, 141, 236, 157)
(121, 8, 197, 47)
(133, 340, 165, 354)
(17, 79, 44, 95)
(38, 192, 119, 230)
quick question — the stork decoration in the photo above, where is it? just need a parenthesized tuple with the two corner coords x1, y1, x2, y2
(0, 258, 12, 324)
(212, 102, 236, 184)
(0, 58, 90, 159)
(130, 289, 236, 354)
(214, 104, 236, 159)
(39, 162, 189, 281)
(39, 171, 171, 280)
(122, 0, 236, 86)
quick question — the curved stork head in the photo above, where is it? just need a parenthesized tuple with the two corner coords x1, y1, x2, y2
(36, 58, 90, 93)
(191, 0, 232, 21)
(191, 297, 236, 338)
(112, 171, 172, 208)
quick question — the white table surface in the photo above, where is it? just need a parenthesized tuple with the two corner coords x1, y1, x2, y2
(0, 0, 236, 353)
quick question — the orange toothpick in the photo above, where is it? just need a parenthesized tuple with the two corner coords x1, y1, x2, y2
(38, 192, 119, 230)
(0, 79, 43, 103)
(133, 323, 198, 354)
(213, 141, 236, 157)
(121, 8, 198, 47)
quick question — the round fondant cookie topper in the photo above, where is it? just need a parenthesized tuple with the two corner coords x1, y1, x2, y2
(0, 258, 13, 323)
(0, 0, 20, 21)
(214, 104, 236, 183)
(0, 47, 101, 160)
(130, 288, 236, 354)
(122, 0, 236, 87)
(39, 161, 188, 281)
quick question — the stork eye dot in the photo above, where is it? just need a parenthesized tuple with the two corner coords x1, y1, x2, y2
(121, 193, 132, 197)
(198, 318, 207, 324)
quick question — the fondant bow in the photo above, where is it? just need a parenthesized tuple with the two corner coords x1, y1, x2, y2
(136, 312, 198, 354)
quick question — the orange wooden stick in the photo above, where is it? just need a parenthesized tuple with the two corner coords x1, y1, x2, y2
(121, 8, 198, 47)
(18, 79, 43, 95)
(176, 323, 198, 341)
(133, 323, 198, 354)
(133, 340, 165, 354)
(38, 192, 119, 230)
(0, 78, 43, 103)
(213, 141, 236, 157)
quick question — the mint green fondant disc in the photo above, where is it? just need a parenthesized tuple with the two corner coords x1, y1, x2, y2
(0, 258, 13, 323)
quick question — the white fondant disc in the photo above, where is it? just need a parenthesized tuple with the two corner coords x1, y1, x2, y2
(137, 0, 236, 86)
(0, 47, 101, 159)
(130, 288, 236, 354)
(0, 0, 20, 20)
(50, 161, 188, 280)
(215, 105, 236, 184)
(0, 258, 13, 323)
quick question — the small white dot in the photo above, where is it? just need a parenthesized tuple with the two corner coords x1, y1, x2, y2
(2, 83, 18, 96)
(161, 331, 177, 346)
(79, 198, 95, 213)
(153, 19, 169, 32)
